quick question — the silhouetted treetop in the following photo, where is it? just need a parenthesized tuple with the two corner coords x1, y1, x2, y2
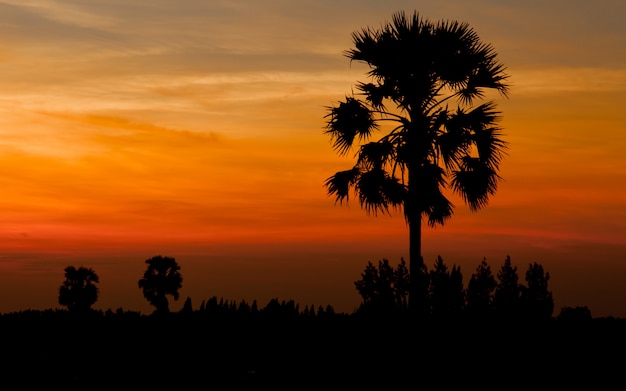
(495, 256, 522, 318)
(354, 258, 410, 313)
(522, 262, 554, 320)
(429, 257, 465, 319)
(138, 255, 183, 314)
(58, 266, 99, 314)
(466, 258, 496, 317)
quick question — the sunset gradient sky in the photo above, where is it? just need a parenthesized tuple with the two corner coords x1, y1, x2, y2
(1, 0, 625, 316)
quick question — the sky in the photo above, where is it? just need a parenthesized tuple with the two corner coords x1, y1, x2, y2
(0, 0, 625, 317)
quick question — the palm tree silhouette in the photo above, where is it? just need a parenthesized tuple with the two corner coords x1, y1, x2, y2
(324, 11, 509, 314)
(138, 255, 183, 313)
(58, 266, 99, 313)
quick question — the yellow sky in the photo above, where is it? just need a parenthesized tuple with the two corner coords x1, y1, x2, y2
(0, 0, 625, 316)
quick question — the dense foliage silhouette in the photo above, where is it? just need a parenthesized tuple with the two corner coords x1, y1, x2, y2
(0, 255, 618, 388)
(324, 10, 509, 313)
(354, 258, 409, 313)
(138, 255, 183, 313)
(494, 255, 522, 318)
(0, 289, 619, 388)
(58, 266, 99, 314)
(429, 256, 465, 319)
(465, 258, 496, 318)
(354, 256, 554, 321)
(521, 262, 554, 320)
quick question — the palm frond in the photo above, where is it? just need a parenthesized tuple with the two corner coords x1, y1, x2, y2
(465, 102, 501, 128)
(473, 126, 508, 168)
(357, 140, 395, 169)
(347, 26, 379, 63)
(356, 168, 406, 215)
(436, 108, 472, 169)
(451, 156, 501, 210)
(432, 20, 477, 88)
(324, 167, 361, 204)
(357, 82, 390, 110)
(470, 60, 510, 96)
(425, 190, 454, 227)
(324, 97, 378, 155)
(429, 19, 509, 105)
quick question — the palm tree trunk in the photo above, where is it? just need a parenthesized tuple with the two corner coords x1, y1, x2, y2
(408, 209, 428, 318)
(407, 167, 429, 318)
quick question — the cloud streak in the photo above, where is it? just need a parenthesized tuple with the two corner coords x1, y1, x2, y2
(512, 67, 626, 94)
(0, 0, 119, 29)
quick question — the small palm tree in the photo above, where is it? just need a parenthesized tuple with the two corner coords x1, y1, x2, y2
(138, 255, 183, 313)
(324, 11, 509, 314)
(58, 266, 100, 314)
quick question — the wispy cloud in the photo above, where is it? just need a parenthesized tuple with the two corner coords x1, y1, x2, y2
(0, 0, 119, 30)
(511, 67, 626, 94)
(0, 69, 359, 131)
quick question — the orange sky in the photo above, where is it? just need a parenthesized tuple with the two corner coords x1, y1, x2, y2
(0, 1, 625, 317)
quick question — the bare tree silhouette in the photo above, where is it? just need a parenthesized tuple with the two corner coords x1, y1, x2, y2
(58, 266, 99, 314)
(324, 10, 509, 315)
(138, 255, 183, 313)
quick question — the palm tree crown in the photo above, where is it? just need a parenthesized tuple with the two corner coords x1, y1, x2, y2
(324, 11, 509, 313)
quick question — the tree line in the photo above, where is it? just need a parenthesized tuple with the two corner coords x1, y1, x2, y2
(56, 254, 339, 317)
(0, 255, 610, 389)
(52, 253, 595, 322)
(354, 255, 558, 321)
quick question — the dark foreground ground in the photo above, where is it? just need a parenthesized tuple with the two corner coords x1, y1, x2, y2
(0, 311, 624, 389)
